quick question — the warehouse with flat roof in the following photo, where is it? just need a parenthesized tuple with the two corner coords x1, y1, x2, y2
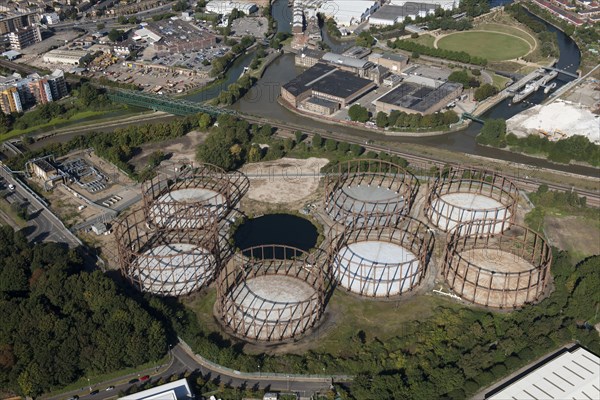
(281, 63, 376, 114)
(375, 80, 462, 115)
(483, 345, 600, 400)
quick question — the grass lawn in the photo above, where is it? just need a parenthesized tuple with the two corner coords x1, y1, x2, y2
(406, 33, 435, 47)
(477, 23, 537, 48)
(437, 31, 531, 61)
(491, 73, 512, 89)
(184, 286, 462, 356)
(312, 291, 459, 354)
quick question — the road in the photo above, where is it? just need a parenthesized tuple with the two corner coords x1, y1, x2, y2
(50, 2, 176, 32)
(43, 343, 337, 400)
(0, 170, 81, 247)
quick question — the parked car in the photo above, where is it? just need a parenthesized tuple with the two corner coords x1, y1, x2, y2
(128, 378, 139, 384)
(90, 390, 99, 395)
(106, 386, 115, 391)
(140, 375, 150, 382)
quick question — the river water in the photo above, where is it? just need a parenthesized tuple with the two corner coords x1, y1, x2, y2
(230, 1, 597, 176)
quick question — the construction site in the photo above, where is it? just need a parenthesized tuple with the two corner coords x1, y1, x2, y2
(104, 157, 553, 343)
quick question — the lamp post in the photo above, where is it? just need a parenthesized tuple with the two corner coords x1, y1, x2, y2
(87, 377, 91, 392)
(258, 364, 261, 377)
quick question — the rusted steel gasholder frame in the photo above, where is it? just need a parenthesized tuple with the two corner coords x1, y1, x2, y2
(142, 162, 249, 228)
(443, 221, 552, 308)
(115, 207, 220, 296)
(324, 159, 418, 228)
(330, 217, 434, 298)
(424, 167, 519, 233)
(216, 245, 325, 342)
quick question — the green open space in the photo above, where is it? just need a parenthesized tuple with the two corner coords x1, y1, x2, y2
(406, 33, 435, 47)
(476, 23, 537, 47)
(437, 31, 531, 61)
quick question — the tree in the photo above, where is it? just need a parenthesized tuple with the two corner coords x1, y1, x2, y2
(348, 104, 370, 123)
(477, 118, 506, 147)
(312, 133, 323, 148)
(474, 83, 498, 101)
(325, 139, 337, 152)
(376, 111, 388, 128)
(356, 31, 375, 47)
(107, 28, 125, 42)
(294, 131, 304, 143)
(198, 113, 212, 130)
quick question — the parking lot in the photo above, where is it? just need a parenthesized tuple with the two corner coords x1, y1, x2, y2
(230, 17, 268, 38)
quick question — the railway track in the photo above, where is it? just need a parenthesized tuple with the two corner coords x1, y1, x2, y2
(242, 116, 600, 208)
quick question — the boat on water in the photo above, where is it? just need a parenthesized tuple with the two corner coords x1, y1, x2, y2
(544, 82, 557, 94)
(512, 83, 536, 104)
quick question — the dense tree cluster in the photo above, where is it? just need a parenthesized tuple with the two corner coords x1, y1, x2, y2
(0, 228, 167, 397)
(377, 109, 459, 130)
(477, 120, 600, 167)
(457, 0, 491, 17)
(427, 17, 473, 31)
(474, 83, 498, 101)
(216, 75, 256, 105)
(448, 70, 480, 88)
(388, 39, 488, 66)
(348, 104, 370, 122)
(525, 185, 592, 230)
(505, 4, 559, 57)
(210, 36, 256, 77)
(476, 118, 507, 147)
(6, 113, 204, 178)
(164, 247, 599, 399)
(1, 83, 111, 134)
(355, 31, 376, 47)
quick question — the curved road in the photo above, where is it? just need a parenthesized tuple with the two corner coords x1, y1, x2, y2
(43, 343, 338, 400)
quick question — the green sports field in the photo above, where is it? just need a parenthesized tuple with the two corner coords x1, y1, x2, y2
(436, 31, 532, 61)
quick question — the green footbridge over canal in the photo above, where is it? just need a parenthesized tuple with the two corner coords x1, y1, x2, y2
(108, 88, 235, 116)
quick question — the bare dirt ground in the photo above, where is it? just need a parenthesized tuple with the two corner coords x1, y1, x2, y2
(240, 157, 328, 204)
(128, 130, 209, 172)
(545, 216, 600, 257)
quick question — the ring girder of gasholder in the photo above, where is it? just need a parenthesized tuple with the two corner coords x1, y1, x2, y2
(324, 159, 418, 228)
(424, 167, 518, 234)
(142, 162, 249, 229)
(443, 220, 552, 309)
(216, 244, 325, 342)
(115, 207, 221, 297)
(330, 216, 434, 298)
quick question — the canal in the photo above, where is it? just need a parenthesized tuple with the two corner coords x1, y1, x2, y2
(230, 1, 595, 176)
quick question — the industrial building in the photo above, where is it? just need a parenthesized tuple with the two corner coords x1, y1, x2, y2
(136, 20, 217, 55)
(368, 52, 408, 73)
(295, 47, 325, 67)
(484, 345, 600, 400)
(321, 52, 374, 76)
(281, 63, 376, 114)
(8, 25, 41, 50)
(43, 49, 90, 65)
(369, 2, 438, 26)
(317, 0, 379, 26)
(389, 0, 458, 11)
(375, 80, 462, 115)
(121, 378, 194, 400)
(205, 0, 258, 15)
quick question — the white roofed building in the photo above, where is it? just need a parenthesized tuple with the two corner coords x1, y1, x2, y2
(369, 2, 438, 26)
(205, 0, 258, 15)
(389, 0, 459, 11)
(121, 378, 194, 400)
(484, 346, 600, 400)
(318, 0, 379, 26)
